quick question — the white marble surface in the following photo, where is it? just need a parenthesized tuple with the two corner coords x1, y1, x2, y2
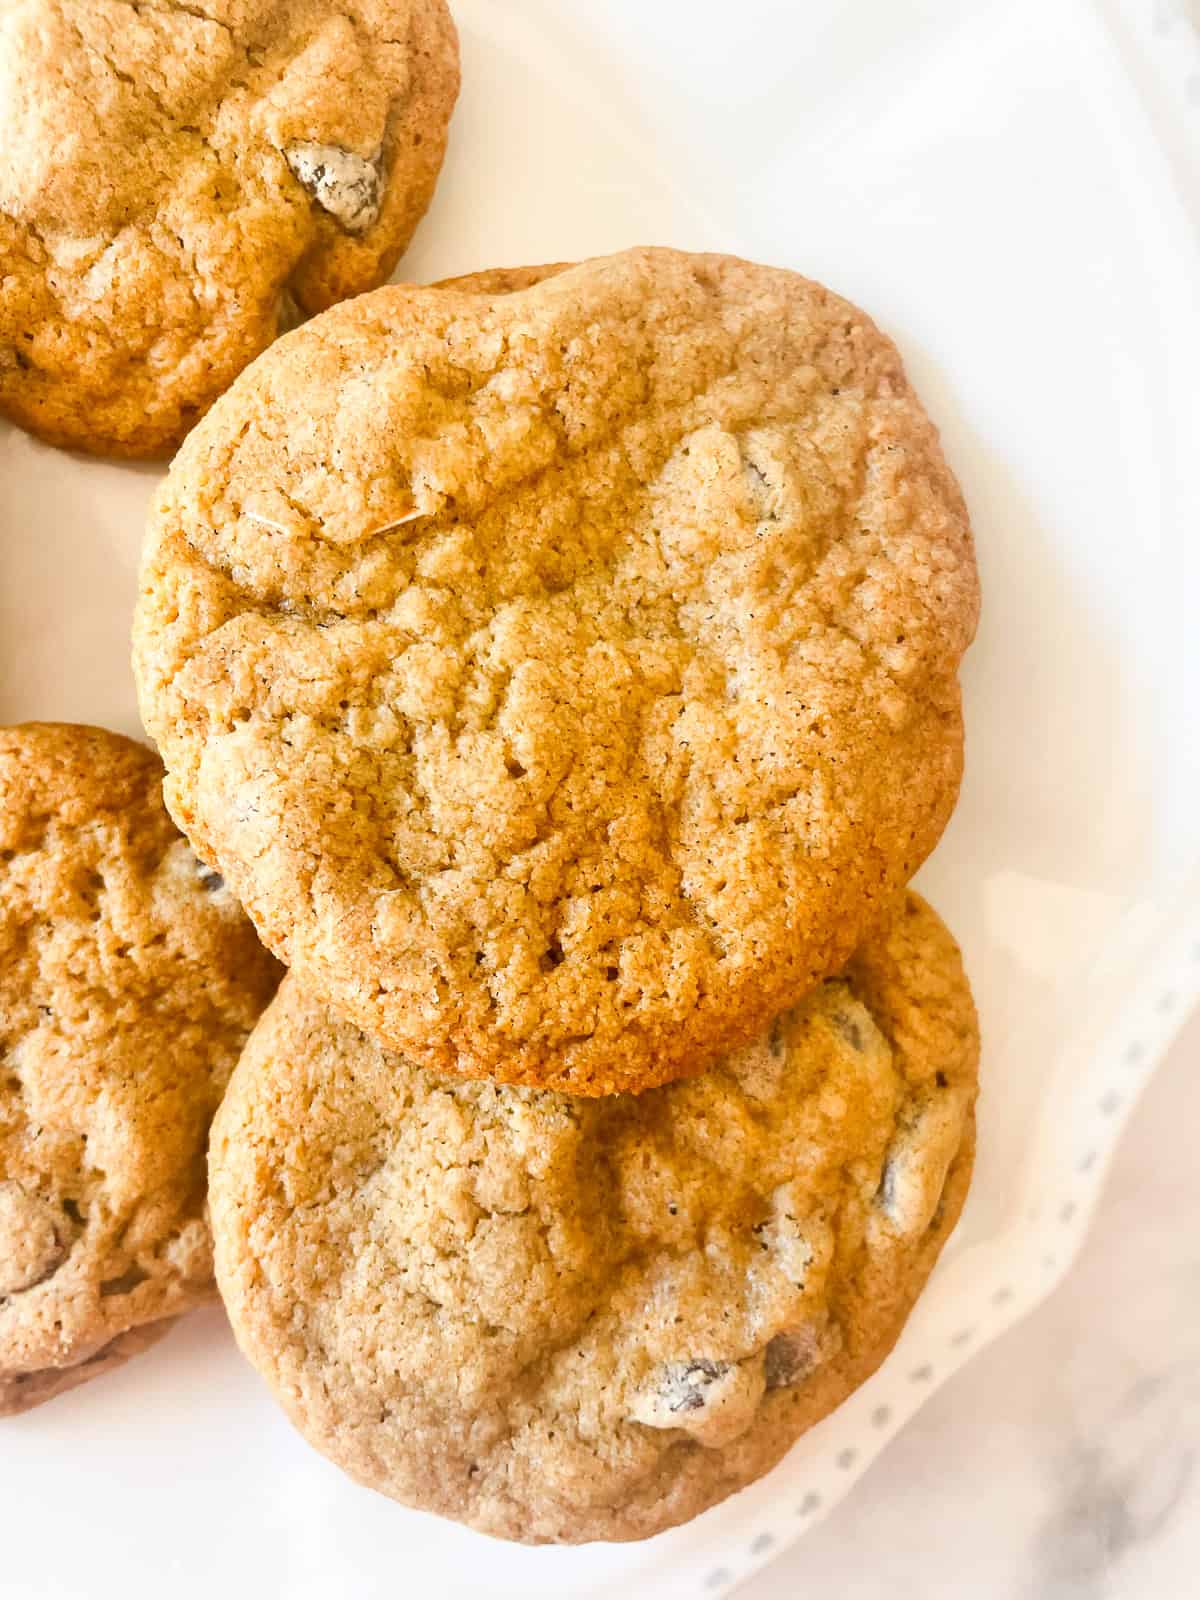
(745, 1004, 1200, 1600)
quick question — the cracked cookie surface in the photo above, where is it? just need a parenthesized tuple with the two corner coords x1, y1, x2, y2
(0, 723, 280, 1414)
(210, 892, 978, 1542)
(136, 248, 979, 1094)
(0, 0, 458, 456)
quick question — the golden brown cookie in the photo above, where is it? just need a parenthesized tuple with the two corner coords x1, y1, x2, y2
(135, 246, 980, 1095)
(0, 0, 459, 456)
(0, 723, 279, 1414)
(0, 1321, 175, 1419)
(435, 262, 571, 294)
(210, 893, 978, 1542)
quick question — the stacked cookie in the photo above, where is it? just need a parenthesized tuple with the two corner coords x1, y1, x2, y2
(128, 247, 981, 1540)
(0, 0, 979, 1544)
(209, 898, 976, 1542)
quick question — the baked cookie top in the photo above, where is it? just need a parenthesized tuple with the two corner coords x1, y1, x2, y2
(0, 0, 458, 456)
(210, 892, 979, 1543)
(135, 246, 980, 1094)
(0, 723, 279, 1414)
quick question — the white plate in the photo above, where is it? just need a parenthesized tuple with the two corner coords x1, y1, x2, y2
(2, 2, 1198, 1596)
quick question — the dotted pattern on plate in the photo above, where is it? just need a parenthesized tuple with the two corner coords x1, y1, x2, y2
(696, 917, 1200, 1594)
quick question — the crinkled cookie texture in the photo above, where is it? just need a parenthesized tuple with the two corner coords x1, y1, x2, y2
(0, 0, 458, 456)
(211, 893, 978, 1543)
(135, 247, 980, 1095)
(0, 724, 280, 1415)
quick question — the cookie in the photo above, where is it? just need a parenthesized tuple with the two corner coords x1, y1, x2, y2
(435, 262, 570, 294)
(0, 723, 279, 1414)
(210, 892, 978, 1543)
(134, 246, 980, 1095)
(0, 0, 459, 456)
(0, 1321, 175, 1419)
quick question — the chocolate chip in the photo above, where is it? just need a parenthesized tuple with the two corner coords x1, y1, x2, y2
(764, 1320, 842, 1389)
(191, 854, 224, 892)
(764, 1333, 812, 1389)
(661, 1359, 731, 1413)
(630, 1356, 766, 1445)
(873, 1095, 964, 1235)
(877, 1155, 898, 1217)
(285, 141, 383, 234)
(830, 1011, 863, 1051)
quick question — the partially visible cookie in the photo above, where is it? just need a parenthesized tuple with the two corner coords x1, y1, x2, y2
(210, 892, 978, 1542)
(0, 723, 279, 1414)
(0, 1321, 174, 1419)
(135, 245, 979, 1095)
(0, 0, 459, 456)
(434, 262, 571, 295)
